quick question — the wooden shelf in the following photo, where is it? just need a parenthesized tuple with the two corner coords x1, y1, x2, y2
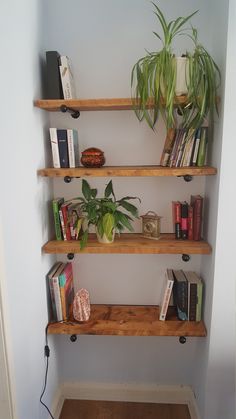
(34, 97, 190, 112)
(47, 304, 207, 337)
(38, 165, 217, 178)
(42, 233, 212, 255)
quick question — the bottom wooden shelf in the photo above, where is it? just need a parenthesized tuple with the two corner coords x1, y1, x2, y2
(47, 304, 207, 337)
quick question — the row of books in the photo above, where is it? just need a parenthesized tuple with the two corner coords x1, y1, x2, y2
(45, 50, 76, 99)
(172, 195, 203, 240)
(160, 126, 208, 167)
(47, 262, 75, 321)
(53, 197, 82, 241)
(159, 269, 203, 322)
(50, 128, 79, 168)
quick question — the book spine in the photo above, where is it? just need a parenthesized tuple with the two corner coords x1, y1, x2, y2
(59, 208, 67, 241)
(59, 263, 74, 320)
(59, 56, 76, 99)
(190, 128, 201, 166)
(172, 201, 181, 239)
(52, 276, 63, 321)
(52, 198, 64, 240)
(57, 129, 69, 168)
(188, 204, 193, 240)
(48, 276, 57, 320)
(73, 129, 80, 167)
(159, 278, 174, 321)
(188, 283, 197, 321)
(61, 204, 72, 240)
(197, 127, 208, 166)
(196, 282, 203, 321)
(67, 129, 75, 168)
(191, 196, 203, 241)
(49, 128, 60, 168)
(181, 201, 188, 240)
(173, 278, 188, 321)
(45, 51, 63, 99)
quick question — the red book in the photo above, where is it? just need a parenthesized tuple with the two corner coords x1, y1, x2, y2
(191, 195, 203, 241)
(172, 201, 181, 239)
(180, 201, 188, 240)
(60, 202, 72, 240)
(188, 204, 194, 240)
(59, 263, 74, 321)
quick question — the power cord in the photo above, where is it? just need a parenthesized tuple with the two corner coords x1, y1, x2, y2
(40, 324, 55, 419)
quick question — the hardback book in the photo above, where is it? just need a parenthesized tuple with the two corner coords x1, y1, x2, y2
(67, 201, 82, 240)
(197, 127, 208, 167)
(159, 269, 174, 321)
(47, 262, 62, 321)
(67, 129, 80, 168)
(191, 195, 203, 241)
(59, 201, 73, 240)
(49, 262, 66, 321)
(185, 271, 203, 321)
(173, 269, 188, 320)
(175, 129, 188, 167)
(172, 201, 181, 239)
(180, 201, 188, 240)
(190, 128, 201, 166)
(187, 204, 194, 240)
(45, 51, 64, 99)
(169, 129, 182, 167)
(181, 128, 196, 167)
(49, 128, 60, 168)
(52, 197, 65, 240)
(160, 128, 176, 167)
(57, 129, 69, 168)
(59, 263, 75, 321)
(59, 55, 76, 99)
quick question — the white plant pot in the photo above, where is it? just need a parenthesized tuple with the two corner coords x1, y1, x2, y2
(175, 56, 189, 96)
(96, 228, 115, 244)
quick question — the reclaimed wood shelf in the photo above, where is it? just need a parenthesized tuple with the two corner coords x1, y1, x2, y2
(34, 97, 190, 112)
(47, 304, 207, 337)
(38, 165, 217, 178)
(42, 233, 212, 255)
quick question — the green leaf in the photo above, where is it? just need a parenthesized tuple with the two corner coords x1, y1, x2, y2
(115, 211, 134, 232)
(82, 179, 92, 201)
(80, 230, 88, 250)
(102, 213, 115, 241)
(118, 200, 139, 217)
(104, 180, 115, 199)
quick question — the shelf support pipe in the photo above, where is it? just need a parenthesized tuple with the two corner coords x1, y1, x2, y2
(60, 104, 80, 119)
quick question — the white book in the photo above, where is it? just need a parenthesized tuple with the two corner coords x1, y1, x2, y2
(59, 55, 76, 99)
(67, 129, 80, 168)
(159, 269, 174, 321)
(49, 128, 60, 168)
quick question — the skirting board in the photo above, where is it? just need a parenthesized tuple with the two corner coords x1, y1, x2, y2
(51, 381, 201, 419)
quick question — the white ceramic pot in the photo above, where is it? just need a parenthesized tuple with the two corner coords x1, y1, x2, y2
(96, 228, 115, 244)
(175, 56, 189, 96)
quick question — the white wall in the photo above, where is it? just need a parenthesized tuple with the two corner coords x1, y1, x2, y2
(0, 0, 59, 418)
(43, 0, 221, 392)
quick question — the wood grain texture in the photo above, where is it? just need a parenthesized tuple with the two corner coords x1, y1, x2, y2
(34, 97, 190, 111)
(37, 165, 217, 178)
(42, 233, 212, 255)
(48, 304, 207, 337)
(59, 399, 191, 419)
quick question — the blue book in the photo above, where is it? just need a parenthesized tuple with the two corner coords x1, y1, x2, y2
(57, 129, 69, 168)
(173, 270, 188, 320)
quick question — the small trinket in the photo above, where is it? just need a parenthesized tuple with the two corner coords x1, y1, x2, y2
(141, 211, 162, 240)
(81, 147, 105, 168)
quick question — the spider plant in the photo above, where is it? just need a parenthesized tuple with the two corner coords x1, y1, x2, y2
(77, 179, 140, 249)
(131, 2, 220, 131)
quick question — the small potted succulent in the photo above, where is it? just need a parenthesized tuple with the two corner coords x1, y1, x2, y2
(131, 2, 220, 131)
(77, 179, 140, 248)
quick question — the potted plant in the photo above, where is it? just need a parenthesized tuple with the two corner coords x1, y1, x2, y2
(131, 2, 220, 131)
(77, 179, 140, 248)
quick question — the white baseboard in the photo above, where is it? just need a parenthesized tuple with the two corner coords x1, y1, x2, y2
(52, 381, 201, 419)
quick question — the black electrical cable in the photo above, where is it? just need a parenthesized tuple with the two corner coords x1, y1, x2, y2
(39, 324, 55, 419)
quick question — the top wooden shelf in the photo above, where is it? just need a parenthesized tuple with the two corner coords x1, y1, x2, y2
(34, 97, 190, 112)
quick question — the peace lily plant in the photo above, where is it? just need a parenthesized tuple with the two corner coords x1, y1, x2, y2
(131, 2, 220, 131)
(77, 179, 140, 249)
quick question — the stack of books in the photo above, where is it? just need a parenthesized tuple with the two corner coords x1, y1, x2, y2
(47, 262, 75, 321)
(172, 195, 203, 240)
(45, 51, 76, 99)
(49, 128, 79, 168)
(52, 198, 83, 241)
(159, 269, 203, 322)
(160, 127, 208, 167)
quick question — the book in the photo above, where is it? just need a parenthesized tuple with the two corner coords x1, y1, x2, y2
(160, 128, 176, 166)
(173, 270, 188, 320)
(59, 55, 76, 99)
(175, 129, 188, 167)
(57, 129, 69, 168)
(59, 263, 75, 321)
(191, 195, 203, 241)
(169, 129, 182, 167)
(45, 51, 64, 99)
(180, 201, 188, 239)
(49, 128, 60, 168)
(48, 262, 65, 321)
(187, 204, 194, 240)
(67, 202, 82, 239)
(172, 201, 181, 239)
(159, 269, 174, 321)
(67, 129, 80, 168)
(197, 127, 208, 166)
(181, 128, 196, 167)
(190, 128, 201, 166)
(47, 262, 62, 321)
(60, 201, 72, 240)
(52, 198, 65, 240)
(185, 271, 203, 321)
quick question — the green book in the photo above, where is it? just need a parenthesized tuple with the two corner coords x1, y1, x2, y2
(52, 197, 64, 240)
(197, 127, 208, 166)
(196, 280, 203, 322)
